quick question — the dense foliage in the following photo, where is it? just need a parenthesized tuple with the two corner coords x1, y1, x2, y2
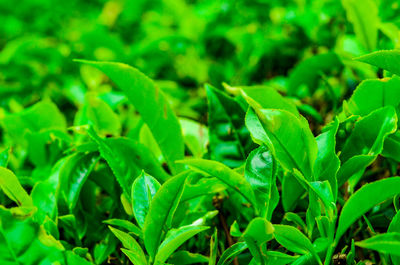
(1, 0, 400, 264)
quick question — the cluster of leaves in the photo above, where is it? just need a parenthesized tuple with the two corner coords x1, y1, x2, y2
(2, 0, 400, 265)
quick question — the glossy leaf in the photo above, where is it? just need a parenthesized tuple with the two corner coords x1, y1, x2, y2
(345, 77, 400, 117)
(245, 145, 279, 219)
(168, 251, 209, 265)
(132, 171, 161, 228)
(60, 152, 99, 210)
(179, 159, 257, 212)
(88, 128, 169, 199)
(143, 172, 188, 261)
(355, 233, 400, 256)
(337, 107, 397, 186)
(356, 50, 400, 75)
(388, 211, 400, 263)
(273, 225, 321, 264)
(103, 219, 142, 238)
(246, 108, 317, 179)
(109, 226, 147, 265)
(265, 251, 299, 265)
(216, 242, 248, 265)
(0, 167, 32, 207)
(335, 177, 400, 243)
(154, 225, 209, 264)
(241, 86, 299, 116)
(314, 119, 340, 200)
(76, 60, 184, 174)
(242, 218, 274, 264)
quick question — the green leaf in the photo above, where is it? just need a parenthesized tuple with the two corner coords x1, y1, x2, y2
(342, 0, 378, 51)
(287, 53, 342, 97)
(265, 251, 299, 265)
(314, 119, 340, 200)
(388, 211, 400, 263)
(155, 225, 209, 264)
(74, 94, 121, 136)
(335, 177, 400, 243)
(132, 171, 161, 228)
(245, 145, 279, 219)
(383, 132, 400, 162)
(2, 100, 67, 142)
(88, 127, 169, 199)
(168, 251, 209, 265)
(103, 219, 142, 238)
(273, 225, 321, 264)
(109, 226, 147, 265)
(121, 249, 148, 265)
(179, 159, 258, 213)
(216, 242, 248, 265)
(345, 77, 400, 117)
(337, 107, 397, 186)
(242, 218, 274, 264)
(282, 173, 305, 212)
(0, 207, 64, 264)
(0, 167, 33, 207)
(143, 171, 188, 261)
(355, 233, 400, 256)
(60, 152, 99, 210)
(240, 86, 299, 116)
(246, 108, 317, 179)
(206, 84, 252, 168)
(355, 50, 400, 75)
(75, 60, 184, 174)
(0, 147, 11, 167)
(209, 228, 218, 265)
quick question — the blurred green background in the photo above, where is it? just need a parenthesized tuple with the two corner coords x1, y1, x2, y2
(1, 0, 400, 136)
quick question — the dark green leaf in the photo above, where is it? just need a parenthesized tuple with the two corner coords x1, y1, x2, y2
(206, 84, 252, 168)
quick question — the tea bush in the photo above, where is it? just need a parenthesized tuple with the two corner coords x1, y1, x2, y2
(1, 0, 400, 264)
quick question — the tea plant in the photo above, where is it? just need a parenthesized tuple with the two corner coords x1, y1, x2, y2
(2, 0, 400, 264)
(1, 49, 400, 264)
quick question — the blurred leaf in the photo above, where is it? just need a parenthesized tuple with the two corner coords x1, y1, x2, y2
(342, 0, 378, 51)
(206, 84, 252, 168)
